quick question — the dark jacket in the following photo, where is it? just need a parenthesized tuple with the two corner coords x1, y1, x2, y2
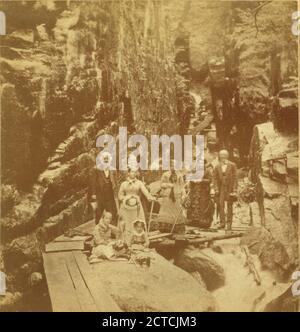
(213, 161, 238, 201)
(88, 167, 118, 203)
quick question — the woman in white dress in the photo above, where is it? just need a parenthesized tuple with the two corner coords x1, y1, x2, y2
(118, 169, 154, 244)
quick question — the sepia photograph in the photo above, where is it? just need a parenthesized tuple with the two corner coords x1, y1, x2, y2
(0, 0, 299, 313)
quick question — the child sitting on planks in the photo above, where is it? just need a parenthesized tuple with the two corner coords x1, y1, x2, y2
(91, 211, 124, 261)
(129, 220, 151, 267)
(130, 220, 149, 250)
(94, 211, 120, 246)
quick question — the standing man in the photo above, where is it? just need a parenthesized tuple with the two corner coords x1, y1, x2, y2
(88, 153, 118, 225)
(212, 149, 238, 230)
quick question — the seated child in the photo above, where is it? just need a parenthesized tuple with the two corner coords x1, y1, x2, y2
(91, 211, 122, 261)
(130, 220, 149, 250)
(94, 211, 119, 246)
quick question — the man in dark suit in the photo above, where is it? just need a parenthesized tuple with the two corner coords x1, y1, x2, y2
(88, 154, 118, 225)
(212, 149, 238, 230)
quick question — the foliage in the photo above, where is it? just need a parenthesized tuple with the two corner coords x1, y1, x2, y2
(1, 185, 21, 217)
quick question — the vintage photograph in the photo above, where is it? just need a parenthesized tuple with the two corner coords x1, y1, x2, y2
(0, 0, 299, 312)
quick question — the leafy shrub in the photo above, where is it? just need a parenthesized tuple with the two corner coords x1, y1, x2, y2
(1, 185, 21, 217)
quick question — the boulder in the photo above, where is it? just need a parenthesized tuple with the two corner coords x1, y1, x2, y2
(286, 151, 298, 180)
(260, 175, 284, 198)
(253, 284, 298, 312)
(1, 196, 41, 242)
(38, 196, 90, 244)
(241, 227, 292, 281)
(248, 122, 298, 278)
(0, 292, 23, 312)
(47, 121, 98, 165)
(37, 153, 94, 220)
(263, 196, 298, 267)
(91, 252, 216, 312)
(174, 247, 225, 291)
(2, 234, 42, 273)
(262, 285, 298, 312)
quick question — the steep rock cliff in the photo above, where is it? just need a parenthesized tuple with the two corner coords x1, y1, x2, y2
(0, 0, 192, 311)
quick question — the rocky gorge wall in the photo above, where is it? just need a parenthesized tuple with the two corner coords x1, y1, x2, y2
(246, 122, 298, 281)
(166, 0, 298, 158)
(166, 0, 299, 284)
(0, 0, 191, 311)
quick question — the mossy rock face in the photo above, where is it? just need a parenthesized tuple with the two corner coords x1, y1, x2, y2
(0, 292, 23, 312)
(2, 234, 42, 274)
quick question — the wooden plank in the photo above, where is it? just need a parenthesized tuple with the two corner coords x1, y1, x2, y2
(148, 230, 160, 237)
(42, 252, 82, 312)
(89, 257, 128, 264)
(149, 232, 171, 240)
(73, 251, 121, 312)
(74, 220, 95, 234)
(64, 252, 98, 312)
(175, 232, 243, 245)
(54, 235, 91, 243)
(45, 241, 84, 253)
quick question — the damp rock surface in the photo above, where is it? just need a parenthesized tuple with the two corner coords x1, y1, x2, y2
(91, 252, 216, 312)
(174, 246, 225, 291)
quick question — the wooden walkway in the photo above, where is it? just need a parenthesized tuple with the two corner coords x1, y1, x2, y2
(42, 221, 120, 312)
(43, 219, 249, 312)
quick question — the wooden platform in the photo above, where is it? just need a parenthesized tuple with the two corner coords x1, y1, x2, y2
(43, 219, 249, 311)
(42, 221, 120, 312)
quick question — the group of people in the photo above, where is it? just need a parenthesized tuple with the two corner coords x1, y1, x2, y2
(88, 160, 153, 252)
(87, 149, 238, 254)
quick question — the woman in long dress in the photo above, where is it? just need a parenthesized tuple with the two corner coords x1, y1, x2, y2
(118, 169, 154, 244)
(158, 163, 186, 233)
(187, 162, 215, 228)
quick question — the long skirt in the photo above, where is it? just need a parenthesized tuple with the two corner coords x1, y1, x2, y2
(187, 180, 214, 228)
(157, 194, 186, 233)
(118, 198, 146, 244)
